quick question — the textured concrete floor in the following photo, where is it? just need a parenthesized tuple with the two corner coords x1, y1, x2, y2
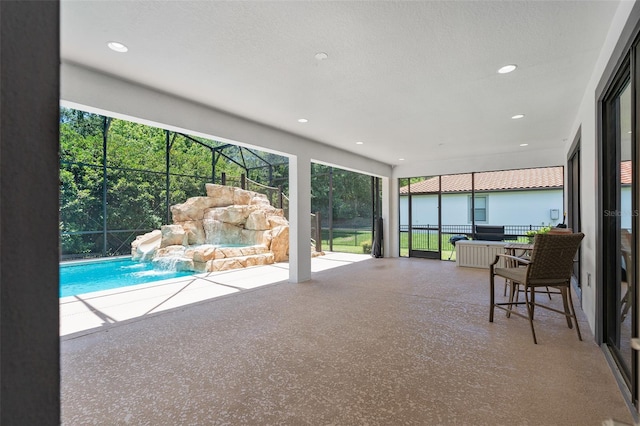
(61, 257, 634, 425)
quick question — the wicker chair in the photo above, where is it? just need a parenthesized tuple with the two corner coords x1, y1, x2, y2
(489, 232, 585, 344)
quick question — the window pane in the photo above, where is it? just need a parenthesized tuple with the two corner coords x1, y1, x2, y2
(475, 208, 487, 222)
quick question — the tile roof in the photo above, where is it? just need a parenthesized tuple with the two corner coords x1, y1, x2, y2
(399, 166, 564, 194)
(621, 160, 632, 185)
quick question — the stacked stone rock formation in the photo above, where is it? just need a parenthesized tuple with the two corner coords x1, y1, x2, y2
(131, 184, 289, 272)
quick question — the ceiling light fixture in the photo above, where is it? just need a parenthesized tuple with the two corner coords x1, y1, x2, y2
(520, 143, 528, 147)
(498, 64, 517, 74)
(107, 41, 128, 53)
(314, 52, 328, 61)
(297, 118, 308, 123)
(511, 114, 525, 120)
(398, 158, 405, 161)
(355, 141, 364, 145)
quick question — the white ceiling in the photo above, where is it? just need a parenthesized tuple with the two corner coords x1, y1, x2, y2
(60, 1, 620, 167)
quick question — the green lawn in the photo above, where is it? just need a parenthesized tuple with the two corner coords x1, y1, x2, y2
(320, 229, 372, 254)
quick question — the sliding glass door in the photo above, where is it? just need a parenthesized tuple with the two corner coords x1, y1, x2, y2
(601, 57, 637, 401)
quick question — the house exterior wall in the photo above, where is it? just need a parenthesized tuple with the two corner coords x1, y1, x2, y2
(399, 189, 564, 228)
(620, 186, 634, 230)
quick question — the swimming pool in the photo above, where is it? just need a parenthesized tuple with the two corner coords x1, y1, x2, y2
(59, 257, 194, 297)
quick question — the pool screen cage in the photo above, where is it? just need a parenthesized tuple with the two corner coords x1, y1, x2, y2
(310, 164, 383, 256)
(60, 113, 289, 260)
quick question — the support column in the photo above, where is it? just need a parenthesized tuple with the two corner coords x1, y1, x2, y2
(382, 176, 397, 258)
(0, 1, 60, 424)
(288, 154, 312, 283)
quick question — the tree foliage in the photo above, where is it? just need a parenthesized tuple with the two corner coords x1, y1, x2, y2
(311, 163, 374, 228)
(59, 107, 287, 257)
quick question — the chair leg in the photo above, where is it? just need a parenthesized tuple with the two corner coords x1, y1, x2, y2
(560, 287, 573, 329)
(490, 272, 495, 323)
(506, 280, 518, 318)
(530, 285, 536, 317)
(524, 285, 538, 344)
(566, 285, 582, 341)
(621, 284, 631, 323)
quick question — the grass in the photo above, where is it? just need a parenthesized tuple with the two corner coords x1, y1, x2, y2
(320, 229, 372, 254)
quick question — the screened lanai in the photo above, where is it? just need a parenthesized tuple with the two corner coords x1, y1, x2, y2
(6, 1, 640, 424)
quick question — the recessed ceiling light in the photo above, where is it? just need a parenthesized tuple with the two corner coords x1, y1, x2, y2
(398, 158, 405, 161)
(107, 41, 128, 53)
(297, 118, 308, 123)
(511, 114, 525, 120)
(498, 64, 517, 74)
(355, 141, 364, 145)
(520, 143, 528, 147)
(314, 52, 328, 61)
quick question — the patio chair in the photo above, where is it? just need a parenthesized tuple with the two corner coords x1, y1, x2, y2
(489, 232, 585, 344)
(502, 228, 573, 298)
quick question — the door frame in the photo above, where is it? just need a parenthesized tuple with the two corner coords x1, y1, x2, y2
(598, 50, 639, 408)
(567, 129, 582, 295)
(408, 176, 441, 259)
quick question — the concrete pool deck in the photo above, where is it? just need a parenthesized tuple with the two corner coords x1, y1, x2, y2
(60, 252, 371, 338)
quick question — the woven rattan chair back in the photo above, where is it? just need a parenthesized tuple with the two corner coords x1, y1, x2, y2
(527, 232, 585, 283)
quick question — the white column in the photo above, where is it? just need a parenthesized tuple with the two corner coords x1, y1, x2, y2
(383, 176, 399, 257)
(288, 154, 312, 282)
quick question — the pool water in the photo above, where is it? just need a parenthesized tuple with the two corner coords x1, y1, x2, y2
(59, 258, 194, 297)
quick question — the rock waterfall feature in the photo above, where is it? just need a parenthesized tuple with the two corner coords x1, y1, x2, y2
(131, 184, 289, 273)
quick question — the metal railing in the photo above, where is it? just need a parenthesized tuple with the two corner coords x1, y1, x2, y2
(223, 173, 288, 215)
(400, 224, 547, 254)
